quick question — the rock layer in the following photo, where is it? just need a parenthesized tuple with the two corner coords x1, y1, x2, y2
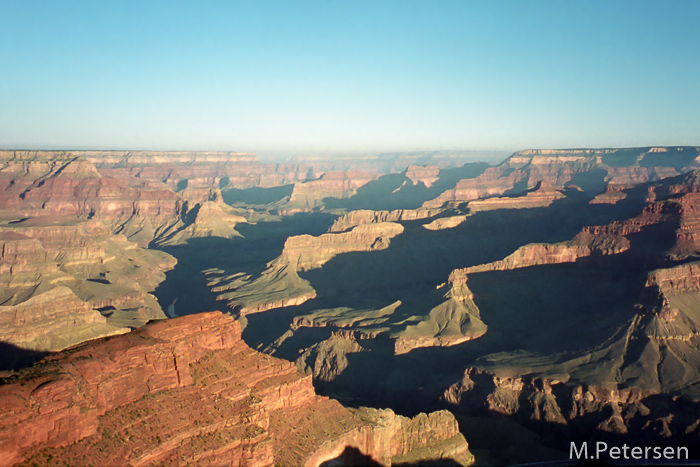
(423, 146, 700, 208)
(212, 222, 404, 314)
(0, 216, 175, 359)
(0, 312, 473, 467)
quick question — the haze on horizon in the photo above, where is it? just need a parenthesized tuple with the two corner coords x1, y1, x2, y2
(1, 0, 698, 156)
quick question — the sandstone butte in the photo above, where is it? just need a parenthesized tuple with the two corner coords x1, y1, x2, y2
(0, 312, 474, 467)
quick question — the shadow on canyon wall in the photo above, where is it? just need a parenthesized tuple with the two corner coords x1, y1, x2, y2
(318, 446, 465, 467)
(239, 190, 673, 415)
(323, 163, 491, 211)
(150, 180, 700, 465)
(153, 212, 337, 317)
(0, 342, 49, 372)
(221, 184, 295, 205)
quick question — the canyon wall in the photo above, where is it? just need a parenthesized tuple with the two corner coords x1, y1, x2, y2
(0, 312, 473, 467)
(423, 146, 700, 208)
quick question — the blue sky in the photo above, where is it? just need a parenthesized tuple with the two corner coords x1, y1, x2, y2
(1, 0, 698, 155)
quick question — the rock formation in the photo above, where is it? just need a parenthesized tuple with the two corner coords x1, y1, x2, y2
(329, 209, 438, 232)
(211, 222, 404, 314)
(404, 165, 440, 188)
(81, 150, 310, 189)
(0, 150, 248, 247)
(288, 150, 503, 173)
(423, 146, 700, 208)
(6, 146, 700, 464)
(276, 171, 382, 214)
(0, 312, 473, 467)
(443, 367, 700, 458)
(0, 216, 175, 364)
(427, 169, 700, 455)
(465, 181, 569, 212)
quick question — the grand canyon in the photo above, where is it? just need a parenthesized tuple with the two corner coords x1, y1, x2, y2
(2, 147, 700, 465)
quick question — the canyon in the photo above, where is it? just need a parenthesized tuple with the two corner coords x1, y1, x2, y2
(2, 146, 700, 465)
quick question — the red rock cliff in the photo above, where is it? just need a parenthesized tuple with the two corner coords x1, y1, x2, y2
(0, 312, 473, 467)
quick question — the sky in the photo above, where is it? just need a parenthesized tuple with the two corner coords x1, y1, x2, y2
(0, 0, 698, 156)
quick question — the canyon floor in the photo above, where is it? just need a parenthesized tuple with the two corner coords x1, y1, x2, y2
(2, 148, 700, 465)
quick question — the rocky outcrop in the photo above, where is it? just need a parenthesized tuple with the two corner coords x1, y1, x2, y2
(443, 367, 700, 456)
(452, 232, 630, 275)
(646, 262, 700, 297)
(0, 312, 473, 467)
(212, 223, 404, 314)
(431, 170, 700, 455)
(404, 165, 440, 188)
(0, 286, 128, 353)
(306, 408, 474, 467)
(277, 171, 382, 214)
(329, 209, 437, 232)
(604, 166, 679, 185)
(0, 216, 175, 362)
(466, 181, 568, 212)
(444, 368, 653, 438)
(422, 170, 521, 208)
(295, 333, 369, 384)
(391, 282, 487, 355)
(444, 171, 700, 279)
(156, 200, 245, 247)
(422, 215, 468, 231)
(284, 223, 404, 271)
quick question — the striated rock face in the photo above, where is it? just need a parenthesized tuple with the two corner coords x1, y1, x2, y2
(78, 150, 309, 189)
(0, 151, 180, 231)
(306, 408, 474, 467)
(329, 209, 438, 233)
(443, 367, 700, 456)
(646, 262, 700, 297)
(452, 231, 630, 275)
(422, 170, 521, 208)
(284, 222, 404, 271)
(423, 146, 700, 208)
(0, 151, 248, 247)
(466, 181, 568, 212)
(278, 171, 382, 214)
(404, 165, 440, 188)
(211, 223, 404, 314)
(0, 286, 128, 353)
(443, 170, 700, 282)
(288, 150, 504, 173)
(0, 216, 175, 361)
(604, 166, 679, 185)
(0, 312, 473, 467)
